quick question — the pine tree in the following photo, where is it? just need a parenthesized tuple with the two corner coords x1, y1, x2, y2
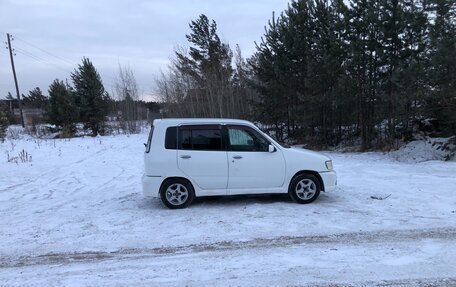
(250, 11, 295, 141)
(71, 57, 110, 136)
(284, 0, 315, 140)
(251, 0, 347, 144)
(24, 87, 48, 109)
(47, 79, 78, 137)
(345, 0, 385, 150)
(378, 0, 404, 145)
(392, 0, 429, 141)
(174, 14, 233, 117)
(427, 0, 456, 136)
(306, 0, 348, 146)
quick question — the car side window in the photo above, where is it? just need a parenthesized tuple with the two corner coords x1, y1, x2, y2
(178, 126, 222, 151)
(227, 126, 269, 152)
(165, 127, 178, 149)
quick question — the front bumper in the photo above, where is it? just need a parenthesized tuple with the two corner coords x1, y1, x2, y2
(142, 174, 162, 198)
(320, 171, 337, 192)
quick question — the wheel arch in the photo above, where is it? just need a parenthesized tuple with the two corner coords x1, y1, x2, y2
(289, 170, 325, 192)
(159, 176, 195, 194)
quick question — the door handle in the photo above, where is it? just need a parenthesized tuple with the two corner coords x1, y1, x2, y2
(180, 155, 191, 159)
(233, 155, 243, 159)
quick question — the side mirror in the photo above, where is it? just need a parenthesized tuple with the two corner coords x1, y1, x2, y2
(268, 144, 276, 153)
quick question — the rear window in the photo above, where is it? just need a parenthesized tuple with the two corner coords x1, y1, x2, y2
(178, 126, 222, 151)
(145, 125, 154, 153)
(165, 127, 178, 149)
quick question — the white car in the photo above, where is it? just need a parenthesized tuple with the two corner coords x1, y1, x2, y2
(143, 119, 336, 209)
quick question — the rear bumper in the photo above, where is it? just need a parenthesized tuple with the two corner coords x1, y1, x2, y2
(320, 171, 337, 192)
(142, 174, 162, 198)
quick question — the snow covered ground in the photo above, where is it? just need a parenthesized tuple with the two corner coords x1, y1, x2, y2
(1, 130, 455, 286)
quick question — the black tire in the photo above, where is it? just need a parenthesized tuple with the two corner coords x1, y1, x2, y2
(288, 173, 321, 204)
(160, 178, 195, 209)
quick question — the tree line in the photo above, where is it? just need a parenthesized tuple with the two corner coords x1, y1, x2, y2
(1, 58, 155, 138)
(158, 0, 456, 150)
(1, 0, 455, 148)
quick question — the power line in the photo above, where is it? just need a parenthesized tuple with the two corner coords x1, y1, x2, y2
(14, 47, 48, 62)
(13, 35, 75, 67)
(13, 35, 121, 82)
(6, 33, 120, 92)
(4, 33, 75, 76)
(14, 45, 117, 88)
(14, 44, 119, 90)
(16, 51, 73, 75)
(14, 47, 73, 75)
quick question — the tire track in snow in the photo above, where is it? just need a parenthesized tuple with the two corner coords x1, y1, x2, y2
(1, 142, 129, 207)
(0, 145, 109, 194)
(2, 227, 455, 268)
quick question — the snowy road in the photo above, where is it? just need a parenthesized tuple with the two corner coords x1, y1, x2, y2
(1, 133, 456, 286)
(2, 228, 456, 286)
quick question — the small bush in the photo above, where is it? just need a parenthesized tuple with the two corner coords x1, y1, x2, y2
(7, 149, 32, 164)
(433, 136, 456, 161)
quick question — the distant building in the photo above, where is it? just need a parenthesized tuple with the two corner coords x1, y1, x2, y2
(1, 98, 46, 126)
(13, 108, 45, 125)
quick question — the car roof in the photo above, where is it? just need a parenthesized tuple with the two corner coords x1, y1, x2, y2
(152, 118, 254, 127)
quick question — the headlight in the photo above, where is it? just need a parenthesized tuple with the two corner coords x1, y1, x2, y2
(325, 160, 333, 170)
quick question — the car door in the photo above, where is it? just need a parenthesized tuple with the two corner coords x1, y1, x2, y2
(177, 125, 228, 191)
(226, 125, 286, 191)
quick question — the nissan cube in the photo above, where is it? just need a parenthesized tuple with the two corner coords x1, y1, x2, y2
(143, 119, 336, 209)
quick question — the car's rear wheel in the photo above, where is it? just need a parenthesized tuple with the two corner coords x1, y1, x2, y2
(289, 174, 320, 204)
(160, 178, 195, 209)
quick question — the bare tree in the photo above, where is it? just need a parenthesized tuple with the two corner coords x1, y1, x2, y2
(115, 65, 140, 133)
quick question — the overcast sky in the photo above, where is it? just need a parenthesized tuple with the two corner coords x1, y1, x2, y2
(0, 0, 288, 100)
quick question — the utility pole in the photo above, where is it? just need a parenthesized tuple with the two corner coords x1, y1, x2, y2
(6, 33, 25, 128)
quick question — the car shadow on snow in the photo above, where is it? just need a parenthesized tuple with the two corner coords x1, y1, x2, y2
(140, 192, 335, 210)
(195, 192, 335, 207)
(192, 193, 292, 207)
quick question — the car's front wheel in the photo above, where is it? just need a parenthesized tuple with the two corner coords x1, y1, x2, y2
(160, 178, 195, 209)
(289, 174, 321, 204)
